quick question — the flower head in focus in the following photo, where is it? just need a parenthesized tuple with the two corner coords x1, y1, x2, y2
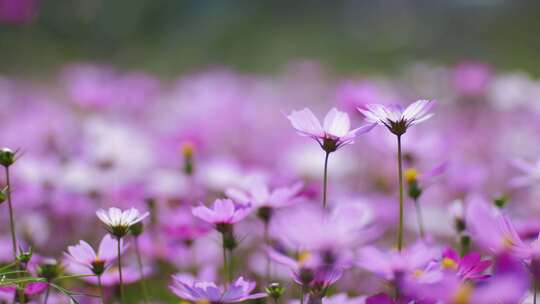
(64, 234, 124, 276)
(287, 108, 374, 153)
(358, 100, 435, 136)
(170, 276, 266, 303)
(96, 207, 149, 238)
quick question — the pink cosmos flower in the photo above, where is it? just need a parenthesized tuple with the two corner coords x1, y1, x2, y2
(287, 108, 375, 152)
(357, 243, 440, 281)
(358, 100, 435, 135)
(170, 276, 266, 303)
(192, 199, 251, 226)
(465, 197, 526, 254)
(226, 180, 303, 210)
(64, 234, 125, 276)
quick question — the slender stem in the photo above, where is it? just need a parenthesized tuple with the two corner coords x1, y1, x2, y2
(534, 276, 538, 304)
(18, 286, 25, 304)
(300, 285, 305, 304)
(397, 135, 404, 251)
(222, 235, 229, 284)
(322, 152, 330, 209)
(413, 198, 425, 240)
(264, 220, 271, 282)
(134, 237, 149, 303)
(117, 237, 124, 303)
(4, 166, 17, 260)
(98, 275, 105, 304)
(227, 248, 233, 283)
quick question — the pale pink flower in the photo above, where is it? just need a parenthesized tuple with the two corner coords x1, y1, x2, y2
(287, 108, 374, 152)
(358, 100, 435, 135)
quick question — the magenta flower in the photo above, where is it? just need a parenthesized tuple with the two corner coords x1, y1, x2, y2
(170, 276, 266, 303)
(358, 100, 435, 136)
(192, 199, 251, 226)
(64, 234, 124, 276)
(287, 107, 374, 153)
(439, 248, 491, 281)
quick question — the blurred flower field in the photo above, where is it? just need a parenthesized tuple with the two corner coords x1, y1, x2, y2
(2, 1, 540, 303)
(0, 60, 540, 303)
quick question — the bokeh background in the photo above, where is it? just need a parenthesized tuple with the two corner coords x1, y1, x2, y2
(2, 0, 540, 76)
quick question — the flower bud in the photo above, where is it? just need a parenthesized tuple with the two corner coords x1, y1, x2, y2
(182, 142, 195, 175)
(493, 195, 508, 209)
(265, 282, 285, 301)
(17, 246, 33, 264)
(38, 259, 61, 281)
(0, 148, 15, 167)
(0, 187, 6, 204)
(129, 221, 144, 237)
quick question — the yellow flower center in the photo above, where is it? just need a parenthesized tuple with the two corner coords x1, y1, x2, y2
(182, 142, 195, 158)
(298, 251, 311, 266)
(442, 257, 458, 270)
(405, 168, 419, 184)
(413, 269, 424, 277)
(452, 283, 473, 304)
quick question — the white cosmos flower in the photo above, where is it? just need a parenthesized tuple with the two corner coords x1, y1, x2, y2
(96, 207, 149, 237)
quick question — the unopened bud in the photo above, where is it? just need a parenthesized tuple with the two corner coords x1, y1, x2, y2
(38, 259, 61, 281)
(493, 195, 508, 209)
(129, 221, 144, 236)
(266, 282, 285, 301)
(0, 148, 15, 167)
(17, 246, 33, 264)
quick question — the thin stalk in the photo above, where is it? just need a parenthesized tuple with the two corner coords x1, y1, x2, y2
(264, 220, 271, 282)
(4, 166, 17, 260)
(300, 285, 305, 304)
(397, 135, 404, 251)
(134, 237, 149, 303)
(222, 235, 230, 284)
(413, 198, 425, 240)
(117, 237, 124, 303)
(98, 275, 105, 304)
(227, 248, 233, 283)
(322, 152, 330, 209)
(18, 287, 25, 304)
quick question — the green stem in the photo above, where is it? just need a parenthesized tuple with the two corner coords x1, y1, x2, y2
(227, 248, 233, 283)
(117, 237, 124, 303)
(4, 166, 17, 260)
(300, 285, 305, 304)
(413, 198, 425, 240)
(322, 152, 330, 209)
(397, 135, 404, 251)
(222, 235, 230, 284)
(134, 237, 149, 303)
(98, 275, 105, 304)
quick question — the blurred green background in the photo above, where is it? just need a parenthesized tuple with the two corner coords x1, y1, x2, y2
(1, 0, 540, 77)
